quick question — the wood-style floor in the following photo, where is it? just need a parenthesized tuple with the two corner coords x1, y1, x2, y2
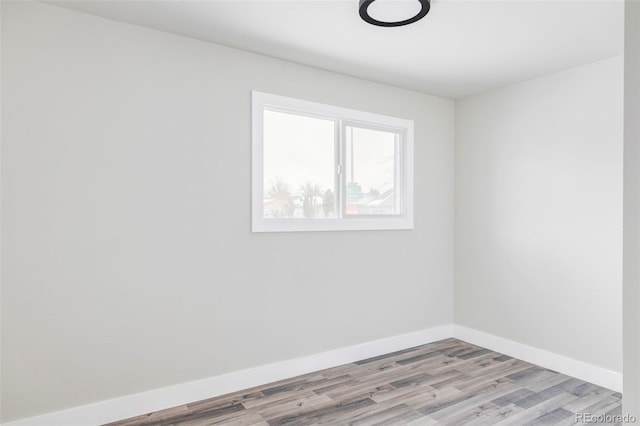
(107, 338, 622, 426)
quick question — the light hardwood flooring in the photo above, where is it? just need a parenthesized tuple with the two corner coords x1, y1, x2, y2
(106, 338, 622, 426)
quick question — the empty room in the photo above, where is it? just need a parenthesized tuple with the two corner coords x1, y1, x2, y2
(1, 0, 639, 425)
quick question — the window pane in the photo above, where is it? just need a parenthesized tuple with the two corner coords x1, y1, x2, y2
(345, 126, 398, 215)
(263, 110, 336, 219)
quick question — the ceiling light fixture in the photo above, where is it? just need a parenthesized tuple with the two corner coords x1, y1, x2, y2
(359, 0, 430, 27)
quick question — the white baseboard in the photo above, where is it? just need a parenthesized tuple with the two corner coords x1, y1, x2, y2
(452, 325, 623, 392)
(4, 325, 452, 426)
(6, 324, 623, 425)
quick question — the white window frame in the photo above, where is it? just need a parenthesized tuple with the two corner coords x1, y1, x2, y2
(252, 91, 414, 232)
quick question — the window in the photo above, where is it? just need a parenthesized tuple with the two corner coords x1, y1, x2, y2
(252, 91, 414, 232)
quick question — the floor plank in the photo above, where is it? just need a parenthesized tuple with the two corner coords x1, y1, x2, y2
(105, 339, 621, 426)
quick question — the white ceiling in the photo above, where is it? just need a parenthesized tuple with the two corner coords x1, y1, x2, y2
(45, 0, 625, 99)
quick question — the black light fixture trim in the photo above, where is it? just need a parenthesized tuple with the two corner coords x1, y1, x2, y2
(359, 0, 430, 27)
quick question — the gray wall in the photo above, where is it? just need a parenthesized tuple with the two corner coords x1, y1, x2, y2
(624, 0, 640, 418)
(455, 57, 624, 373)
(0, 1, 455, 421)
